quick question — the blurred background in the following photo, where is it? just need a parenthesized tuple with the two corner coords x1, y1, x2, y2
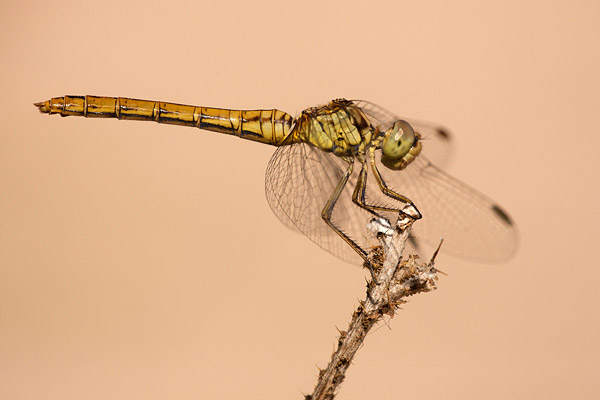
(1, 1, 598, 399)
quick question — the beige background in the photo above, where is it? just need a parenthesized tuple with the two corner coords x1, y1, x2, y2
(1, 1, 598, 399)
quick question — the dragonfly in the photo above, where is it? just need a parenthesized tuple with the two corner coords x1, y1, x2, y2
(35, 96, 518, 264)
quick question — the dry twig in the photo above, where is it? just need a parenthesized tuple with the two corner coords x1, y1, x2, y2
(306, 215, 440, 400)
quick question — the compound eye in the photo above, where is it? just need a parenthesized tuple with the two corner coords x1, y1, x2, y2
(381, 120, 416, 160)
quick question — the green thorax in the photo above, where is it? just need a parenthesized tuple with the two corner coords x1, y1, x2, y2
(290, 99, 373, 156)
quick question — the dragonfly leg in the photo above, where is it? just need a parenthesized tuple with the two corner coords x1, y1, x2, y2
(320, 158, 370, 262)
(352, 159, 408, 216)
(354, 161, 425, 255)
(368, 148, 422, 220)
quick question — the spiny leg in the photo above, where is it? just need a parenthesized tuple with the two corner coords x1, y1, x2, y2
(352, 156, 424, 263)
(320, 158, 370, 263)
(352, 158, 411, 216)
(363, 155, 425, 260)
(368, 146, 422, 220)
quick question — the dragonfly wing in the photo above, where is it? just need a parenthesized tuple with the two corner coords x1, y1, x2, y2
(265, 143, 374, 264)
(265, 102, 518, 264)
(377, 154, 519, 261)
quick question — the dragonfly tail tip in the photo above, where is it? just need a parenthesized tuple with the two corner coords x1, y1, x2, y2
(34, 101, 50, 113)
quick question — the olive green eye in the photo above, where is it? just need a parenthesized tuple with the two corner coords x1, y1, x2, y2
(382, 120, 415, 159)
(380, 120, 421, 170)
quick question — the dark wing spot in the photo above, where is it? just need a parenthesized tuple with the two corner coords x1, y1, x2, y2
(436, 127, 451, 140)
(491, 204, 513, 226)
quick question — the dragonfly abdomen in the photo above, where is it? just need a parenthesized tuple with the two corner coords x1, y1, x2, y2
(35, 95, 295, 145)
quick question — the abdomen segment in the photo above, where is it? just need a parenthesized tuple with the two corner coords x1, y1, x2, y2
(35, 95, 295, 145)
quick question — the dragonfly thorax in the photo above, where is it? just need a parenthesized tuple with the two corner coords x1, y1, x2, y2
(293, 99, 373, 156)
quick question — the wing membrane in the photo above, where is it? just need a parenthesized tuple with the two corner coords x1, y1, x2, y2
(378, 155, 518, 261)
(264, 101, 518, 264)
(265, 143, 374, 263)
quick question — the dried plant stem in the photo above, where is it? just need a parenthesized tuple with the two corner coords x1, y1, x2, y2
(305, 217, 439, 400)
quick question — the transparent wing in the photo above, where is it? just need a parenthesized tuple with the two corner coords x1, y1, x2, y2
(265, 142, 518, 264)
(356, 100, 517, 260)
(265, 101, 518, 264)
(353, 99, 454, 168)
(377, 154, 518, 261)
(265, 143, 375, 264)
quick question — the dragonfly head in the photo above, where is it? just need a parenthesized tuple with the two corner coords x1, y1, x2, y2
(380, 120, 422, 170)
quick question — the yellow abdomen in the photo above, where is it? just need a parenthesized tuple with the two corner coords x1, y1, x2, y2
(35, 95, 295, 146)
